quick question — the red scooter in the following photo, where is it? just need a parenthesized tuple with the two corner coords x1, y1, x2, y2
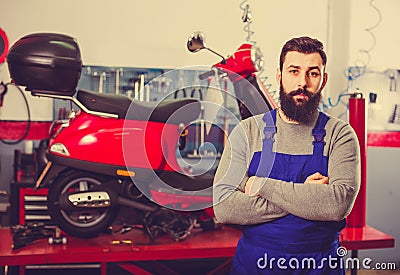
(7, 32, 276, 239)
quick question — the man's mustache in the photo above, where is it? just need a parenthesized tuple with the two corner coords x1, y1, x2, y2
(288, 88, 313, 98)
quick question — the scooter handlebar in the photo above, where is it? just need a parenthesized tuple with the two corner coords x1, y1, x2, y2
(199, 67, 228, 80)
(198, 70, 216, 80)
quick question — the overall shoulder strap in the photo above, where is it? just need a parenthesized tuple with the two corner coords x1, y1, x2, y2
(256, 109, 278, 177)
(310, 112, 330, 170)
(262, 108, 277, 140)
(312, 112, 330, 144)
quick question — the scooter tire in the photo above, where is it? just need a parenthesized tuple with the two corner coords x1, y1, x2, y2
(47, 170, 119, 238)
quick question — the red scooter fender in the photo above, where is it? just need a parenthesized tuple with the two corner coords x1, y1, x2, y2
(214, 43, 262, 81)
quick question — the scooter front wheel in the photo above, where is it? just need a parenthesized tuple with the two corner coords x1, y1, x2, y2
(47, 170, 119, 238)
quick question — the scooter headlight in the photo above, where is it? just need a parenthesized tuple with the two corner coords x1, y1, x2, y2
(251, 45, 264, 72)
(50, 143, 70, 156)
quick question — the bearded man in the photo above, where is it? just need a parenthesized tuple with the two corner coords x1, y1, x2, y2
(213, 36, 360, 274)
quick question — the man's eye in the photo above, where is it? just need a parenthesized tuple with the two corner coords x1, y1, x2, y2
(308, 71, 320, 77)
(289, 70, 298, 74)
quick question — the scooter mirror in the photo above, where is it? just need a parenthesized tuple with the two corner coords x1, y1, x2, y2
(187, 32, 226, 63)
(187, 32, 206, 52)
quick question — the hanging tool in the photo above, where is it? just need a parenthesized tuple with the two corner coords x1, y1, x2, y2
(115, 68, 122, 95)
(240, 0, 256, 45)
(139, 74, 144, 101)
(98, 72, 106, 93)
(385, 69, 398, 92)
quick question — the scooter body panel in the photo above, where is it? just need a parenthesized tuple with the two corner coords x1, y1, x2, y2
(49, 111, 181, 172)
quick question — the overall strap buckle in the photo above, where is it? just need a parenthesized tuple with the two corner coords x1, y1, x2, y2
(312, 128, 326, 144)
(264, 126, 276, 141)
(262, 109, 277, 141)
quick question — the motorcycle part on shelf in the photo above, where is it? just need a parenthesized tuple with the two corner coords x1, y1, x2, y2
(7, 33, 82, 94)
(143, 208, 196, 241)
(10, 222, 54, 249)
(48, 227, 67, 245)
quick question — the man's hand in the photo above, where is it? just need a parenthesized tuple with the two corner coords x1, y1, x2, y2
(305, 172, 329, 184)
(245, 176, 259, 196)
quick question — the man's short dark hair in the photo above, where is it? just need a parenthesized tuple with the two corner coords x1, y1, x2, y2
(279, 37, 327, 71)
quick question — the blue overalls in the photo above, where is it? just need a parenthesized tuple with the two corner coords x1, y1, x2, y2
(230, 109, 346, 274)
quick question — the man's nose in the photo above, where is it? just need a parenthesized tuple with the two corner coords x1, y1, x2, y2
(297, 72, 308, 88)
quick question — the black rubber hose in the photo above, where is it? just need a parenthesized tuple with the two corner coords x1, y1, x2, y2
(0, 83, 31, 145)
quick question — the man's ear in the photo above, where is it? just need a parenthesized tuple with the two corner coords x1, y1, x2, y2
(320, 72, 328, 90)
(276, 68, 281, 84)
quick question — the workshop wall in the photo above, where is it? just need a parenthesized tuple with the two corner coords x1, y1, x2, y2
(0, 0, 330, 102)
(348, 0, 400, 70)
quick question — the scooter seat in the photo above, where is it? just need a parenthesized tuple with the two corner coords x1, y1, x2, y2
(77, 90, 201, 124)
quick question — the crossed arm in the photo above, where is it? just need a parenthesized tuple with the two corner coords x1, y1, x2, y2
(245, 172, 329, 196)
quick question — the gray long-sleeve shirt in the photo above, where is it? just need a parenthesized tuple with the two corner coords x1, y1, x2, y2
(213, 109, 361, 225)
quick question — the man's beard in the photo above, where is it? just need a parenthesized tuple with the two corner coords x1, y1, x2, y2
(279, 83, 322, 124)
